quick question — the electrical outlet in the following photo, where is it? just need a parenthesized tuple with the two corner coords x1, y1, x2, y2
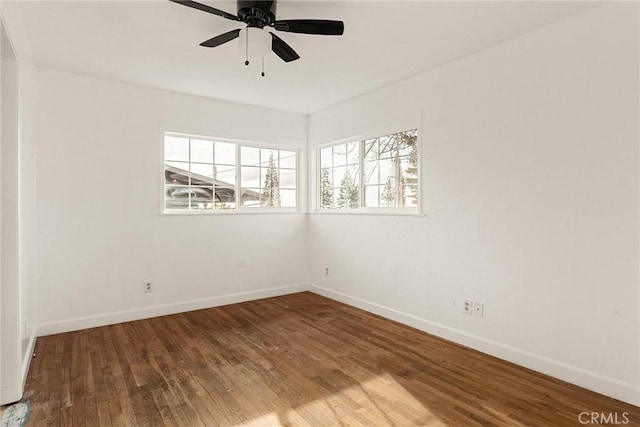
(144, 281, 152, 293)
(473, 301, 484, 317)
(463, 299, 473, 315)
(324, 267, 330, 277)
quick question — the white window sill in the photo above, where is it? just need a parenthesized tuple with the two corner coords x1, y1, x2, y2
(311, 209, 424, 217)
(157, 209, 424, 217)
(159, 209, 303, 216)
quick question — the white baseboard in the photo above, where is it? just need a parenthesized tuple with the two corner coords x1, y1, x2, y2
(37, 284, 309, 336)
(21, 328, 37, 390)
(308, 283, 640, 407)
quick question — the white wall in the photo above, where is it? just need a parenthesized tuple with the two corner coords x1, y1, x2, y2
(1, 17, 21, 404)
(18, 60, 36, 373)
(308, 3, 639, 406)
(35, 69, 308, 334)
(0, 0, 38, 403)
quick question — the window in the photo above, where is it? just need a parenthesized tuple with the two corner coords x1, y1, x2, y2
(164, 133, 297, 212)
(319, 129, 419, 211)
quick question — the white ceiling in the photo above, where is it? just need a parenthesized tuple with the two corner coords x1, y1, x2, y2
(20, 1, 599, 114)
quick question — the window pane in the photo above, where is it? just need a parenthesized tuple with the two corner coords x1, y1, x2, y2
(346, 141, 359, 165)
(279, 169, 296, 189)
(379, 137, 394, 159)
(320, 168, 334, 210)
(399, 141, 415, 157)
(381, 181, 397, 207)
(351, 169, 360, 185)
(190, 163, 214, 185)
(379, 158, 394, 184)
(401, 156, 418, 207)
(216, 201, 235, 210)
(320, 188, 335, 209)
(165, 136, 189, 161)
(320, 147, 332, 168)
(215, 142, 236, 165)
(399, 156, 413, 178)
(215, 166, 236, 186)
(214, 186, 236, 209)
(320, 168, 333, 187)
(165, 162, 189, 185)
(260, 167, 268, 188)
(261, 148, 278, 167)
(364, 140, 378, 161)
(336, 170, 358, 209)
(165, 186, 190, 210)
(280, 150, 296, 169)
(399, 130, 418, 156)
(191, 187, 214, 210)
(166, 161, 189, 173)
(365, 185, 380, 208)
(333, 144, 347, 167)
(165, 200, 190, 210)
(333, 166, 346, 187)
(241, 188, 262, 207)
(261, 192, 281, 207)
(241, 146, 260, 166)
(166, 186, 191, 199)
(364, 161, 378, 185)
(165, 199, 190, 210)
(165, 186, 191, 210)
(190, 139, 213, 163)
(241, 166, 260, 188)
(280, 190, 296, 208)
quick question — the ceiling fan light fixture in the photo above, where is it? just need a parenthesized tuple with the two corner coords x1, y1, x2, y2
(238, 27, 271, 61)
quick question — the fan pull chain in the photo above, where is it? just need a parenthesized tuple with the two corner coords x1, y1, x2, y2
(244, 28, 249, 66)
(261, 57, 265, 77)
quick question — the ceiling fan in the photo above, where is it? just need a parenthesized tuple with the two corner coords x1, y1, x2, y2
(170, 0, 344, 71)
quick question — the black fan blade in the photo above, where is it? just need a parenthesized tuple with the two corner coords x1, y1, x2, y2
(270, 33, 300, 62)
(169, 0, 238, 21)
(200, 29, 241, 48)
(273, 19, 344, 36)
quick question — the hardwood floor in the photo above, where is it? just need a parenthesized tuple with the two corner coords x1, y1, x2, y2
(21, 292, 639, 426)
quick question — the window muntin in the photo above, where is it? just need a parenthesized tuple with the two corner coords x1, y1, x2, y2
(319, 129, 418, 211)
(164, 133, 297, 212)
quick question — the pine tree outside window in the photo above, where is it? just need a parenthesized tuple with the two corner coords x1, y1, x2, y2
(318, 129, 419, 213)
(319, 141, 360, 209)
(240, 147, 296, 208)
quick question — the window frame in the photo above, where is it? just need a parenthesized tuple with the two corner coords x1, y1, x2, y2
(162, 131, 301, 215)
(313, 121, 422, 216)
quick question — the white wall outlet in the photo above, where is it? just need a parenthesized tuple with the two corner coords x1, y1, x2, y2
(473, 301, 484, 317)
(463, 299, 473, 315)
(324, 267, 330, 277)
(144, 281, 152, 293)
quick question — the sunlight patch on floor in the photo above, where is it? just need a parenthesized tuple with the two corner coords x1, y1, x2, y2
(481, 403, 525, 426)
(235, 373, 448, 426)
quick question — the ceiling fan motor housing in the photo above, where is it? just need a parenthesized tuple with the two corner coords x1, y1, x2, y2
(237, 0, 276, 28)
(170, 0, 343, 64)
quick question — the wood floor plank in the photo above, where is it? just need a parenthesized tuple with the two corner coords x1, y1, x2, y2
(20, 292, 640, 426)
